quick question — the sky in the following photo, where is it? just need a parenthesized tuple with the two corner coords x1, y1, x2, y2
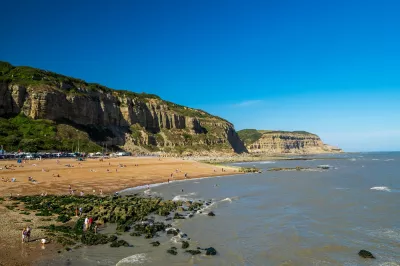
(1, 0, 400, 152)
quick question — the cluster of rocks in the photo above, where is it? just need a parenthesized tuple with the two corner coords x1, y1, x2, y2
(10, 194, 218, 257)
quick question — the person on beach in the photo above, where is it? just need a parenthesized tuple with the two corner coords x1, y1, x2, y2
(168, 179, 170, 184)
(100, 189, 103, 196)
(26, 226, 31, 242)
(84, 217, 89, 231)
(80, 191, 84, 196)
(22, 228, 27, 243)
(184, 173, 188, 178)
(79, 207, 83, 216)
(94, 223, 98, 234)
(88, 217, 93, 229)
(75, 207, 79, 217)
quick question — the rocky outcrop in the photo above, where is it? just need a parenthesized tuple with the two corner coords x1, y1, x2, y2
(238, 129, 342, 154)
(0, 61, 246, 154)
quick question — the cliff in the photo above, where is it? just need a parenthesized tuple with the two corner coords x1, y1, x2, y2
(0, 61, 246, 154)
(237, 129, 342, 154)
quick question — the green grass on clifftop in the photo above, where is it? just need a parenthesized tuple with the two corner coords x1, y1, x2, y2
(0, 114, 101, 152)
(237, 129, 263, 145)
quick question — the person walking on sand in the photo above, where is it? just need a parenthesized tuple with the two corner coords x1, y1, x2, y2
(88, 216, 93, 229)
(26, 226, 31, 242)
(79, 207, 83, 216)
(22, 228, 27, 243)
(75, 207, 79, 217)
(84, 217, 89, 231)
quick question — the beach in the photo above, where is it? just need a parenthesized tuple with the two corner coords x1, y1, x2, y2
(0, 157, 238, 266)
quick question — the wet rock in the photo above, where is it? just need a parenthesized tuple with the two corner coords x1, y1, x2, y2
(110, 239, 131, 248)
(151, 241, 160, 247)
(167, 247, 178, 255)
(205, 247, 217, 255)
(185, 250, 201, 255)
(166, 228, 179, 236)
(181, 241, 189, 249)
(108, 235, 118, 242)
(179, 233, 188, 238)
(207, 211, 215, 216)
(81, 232, 109, 245)
(165, 217, 172, 221)
(174, 213, 185, 220)
(358, 250, 375, 259)
(129, 232, 141, 237)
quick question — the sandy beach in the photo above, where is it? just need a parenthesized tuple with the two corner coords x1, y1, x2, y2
(0, 157, 238, 266)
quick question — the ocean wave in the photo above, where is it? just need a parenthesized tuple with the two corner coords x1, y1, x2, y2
(370, 186, 391, 192)
(384, 159, 395, 161)
(372, 159, 380, 161)
(349, 158, 357, 161)
(116, 253, 150, 265)
(259, 161, 276, 164)
(172, 192, 199, 202)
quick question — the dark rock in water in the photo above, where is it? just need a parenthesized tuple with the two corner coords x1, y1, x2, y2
(179, 233, 188, 238)
(185, 250, 201, 255)
(165, 217, 172, 221)
(167, 248, 178, 255)
(166, 228, 180, 236)
(174, 213, 186, 219)
(110, 239, 131, 248)
(130, 232, 141, 237)
(205, 202, 210, 206)
(207, 211, 215, 216)
(171, 247, 177, 250)
(181, 241, 189, 249)
(205, 247, 217, 255)
(151, 241, 160, 247)
(358, 250, 375, 259)
(108, 235, 118, 242)
(188, 213, 194, 218)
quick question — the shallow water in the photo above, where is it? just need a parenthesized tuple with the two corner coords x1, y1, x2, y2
(41, 152, 400, 265)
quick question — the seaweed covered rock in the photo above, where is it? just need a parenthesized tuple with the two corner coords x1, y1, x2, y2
(108, 235, 118, 242)
(110, 239, 131, 248)
(166, 228, 179, 236)
(130, 232, 141, 237)
(81, 232, 109, 245)
(358, 250, 375, 259)
(167, 247, 178, 255)
(151, 241, 160, 247)
(56, 214, 71, 223)
(174, 213, 185, 220)
(185, 250, 201, 255)
(205, 247, 217, 255)
(181, 241, 189, 249)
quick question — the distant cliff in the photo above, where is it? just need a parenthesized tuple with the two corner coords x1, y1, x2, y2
(237, 129, 342, 154)
(0, 61, 246, 154)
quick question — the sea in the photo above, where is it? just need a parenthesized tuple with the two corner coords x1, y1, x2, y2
(40, 152, 400, 266)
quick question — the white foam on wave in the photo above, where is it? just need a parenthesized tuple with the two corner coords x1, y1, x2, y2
(258, 161, 276, 164)
(221, 197, 233, 203)
(349, 158, 357, 161)
(172, 192, 198, 202)
(116, 253, 150, 265)
(370, 186, 391, 192)
(384, 159, 395, 161)
(372, 159, 380, 161)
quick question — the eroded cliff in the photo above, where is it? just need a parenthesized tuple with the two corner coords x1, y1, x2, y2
(0, 61, 246, 154)
(237, 129, 342, 154)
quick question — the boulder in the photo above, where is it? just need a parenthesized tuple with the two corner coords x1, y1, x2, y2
(207, 211, 215, 217)
(358, 250, 375, 259)
(205, 247, 217, 255)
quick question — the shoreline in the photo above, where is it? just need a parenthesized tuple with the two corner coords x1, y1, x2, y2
(0, 157, 240, 266)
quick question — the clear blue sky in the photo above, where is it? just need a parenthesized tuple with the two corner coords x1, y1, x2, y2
(1, 0, 399, 152)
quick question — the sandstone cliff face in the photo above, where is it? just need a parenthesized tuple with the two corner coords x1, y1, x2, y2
(0, 66, 246, 154)
(238, 130, 342, 154)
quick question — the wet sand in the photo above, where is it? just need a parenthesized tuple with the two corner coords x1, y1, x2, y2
(0, 157, 238, 266)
